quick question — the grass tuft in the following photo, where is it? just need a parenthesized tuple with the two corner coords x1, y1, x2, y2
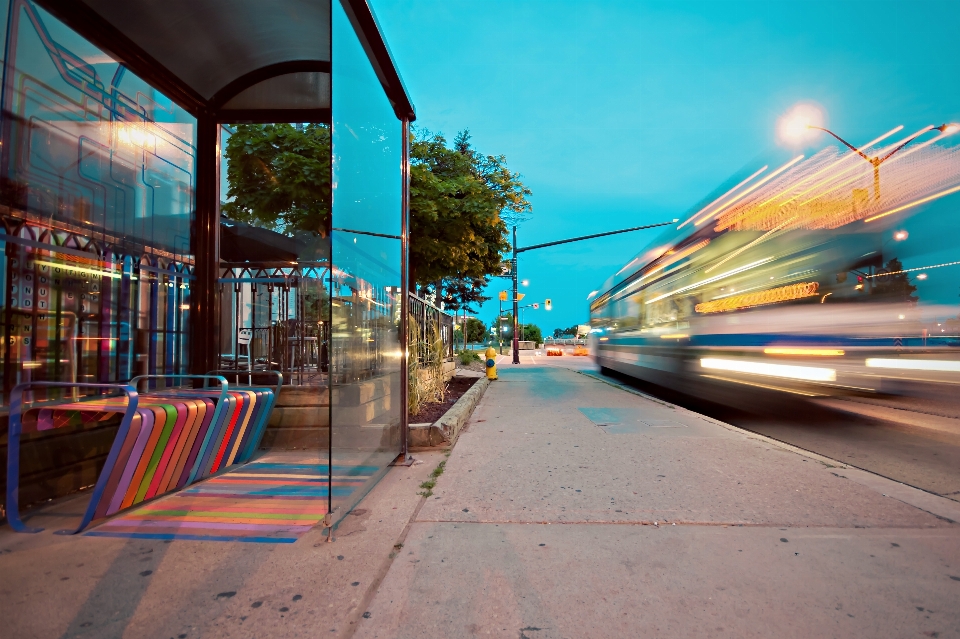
(418, 460, 447, 497)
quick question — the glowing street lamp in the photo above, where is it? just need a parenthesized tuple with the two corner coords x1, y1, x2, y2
(808, 121, 959, 201)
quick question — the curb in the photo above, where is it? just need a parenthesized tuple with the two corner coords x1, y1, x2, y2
(409, 376, 490, 448)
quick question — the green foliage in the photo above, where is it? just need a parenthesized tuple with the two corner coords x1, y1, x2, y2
(454, 318, 488, 345)
(439, 275, 490, 314)
(410, 129, 531, 287)
(408, 315, 447, 416)
(222, 123, 331, 235)
(520, 324, 542, 344)
(458, 349, 481, 365)
(871, 258, 918, 304)
(419, 461, 447, 497)
(553, 325, 581, 338)
(464, 317, 486, 343)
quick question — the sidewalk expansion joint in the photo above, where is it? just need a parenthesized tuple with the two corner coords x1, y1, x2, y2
(340, 482, 432, 639)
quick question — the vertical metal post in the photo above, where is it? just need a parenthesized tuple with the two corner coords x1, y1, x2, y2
(511, 226, 519, 364)
(399, 118, 411, 461)
(189, 114, 220, 376)
(498, 299, 503, 354)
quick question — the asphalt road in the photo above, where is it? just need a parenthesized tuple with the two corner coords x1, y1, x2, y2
(602, 369, 960, 503)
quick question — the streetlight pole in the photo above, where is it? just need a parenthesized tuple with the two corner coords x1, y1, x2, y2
(512, 226, 519, 364)
(809, 124, 956, 201)
(509, 219, 677, 364)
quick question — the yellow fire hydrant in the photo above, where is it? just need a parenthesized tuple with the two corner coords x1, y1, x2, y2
(485, 346, 498, 380)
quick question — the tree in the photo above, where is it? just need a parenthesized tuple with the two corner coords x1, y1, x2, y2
(222, 124, 331, 236)
(429, 275, 490, 350)
(465, 318, 487, 343)
(455, 318, 488, 345)
(520, 324, 542, 344)
(553, 325, 581, 338)
(437, 276, 490, 314)
(410, 129, 531, 289)
(871, 258, 918, 304)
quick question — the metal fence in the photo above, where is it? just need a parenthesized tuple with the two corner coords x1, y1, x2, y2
(219, 263, 329, 386)
(409, 293, 455, 363)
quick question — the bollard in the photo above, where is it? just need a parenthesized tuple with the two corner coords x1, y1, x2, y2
(485, 346, 498, 380)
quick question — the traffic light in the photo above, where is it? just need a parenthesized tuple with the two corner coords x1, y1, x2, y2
(533, 303, 539, 309)
(545, 298, 552, 311)
(499, 290, 508, 301)
(515, 293, 525, 301)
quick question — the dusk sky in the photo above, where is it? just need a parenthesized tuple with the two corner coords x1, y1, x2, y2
(376, 0, 960, 333)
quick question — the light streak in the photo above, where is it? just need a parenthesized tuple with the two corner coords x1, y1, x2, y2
(865, 358, 960, 372)
(764, 347, 845, 356)
(615, 239, 711, 299)
(677, 166, 768, 229)
(864, 184, 960, 223)
(34, 260, 121, 279)
(774, 126, 905, 208)
(615, 259, 638, 276)
(701, 357, 836, 382)
(694, 155, 804, 227)
(660, 333, 689, 339)
(805, 129, 946, 209)
(695, 282, 818, 314)
(645, 257, 773, 305)
(701, 374, 821, 396)
(865, 259, 960, 278)
(704, 216, 796, 273)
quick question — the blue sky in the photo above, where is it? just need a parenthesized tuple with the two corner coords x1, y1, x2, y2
(375, 0, 960, 333)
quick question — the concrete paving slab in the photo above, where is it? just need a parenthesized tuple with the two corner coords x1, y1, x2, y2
(0, 450, 446, 639)
(354, 365, 960, 639)
(355, 522, 960, 639)
(420, 368, 947, 527)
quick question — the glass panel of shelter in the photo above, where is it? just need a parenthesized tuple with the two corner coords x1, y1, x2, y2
(329, 0, 403, 521)
(0, 0, 196, 402)
(217, 119, 333, 467)
(0, 0, 197, 504)
(0, 0, 406, 525)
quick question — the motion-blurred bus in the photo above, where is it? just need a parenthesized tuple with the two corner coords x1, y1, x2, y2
(589, 124, 960, 407)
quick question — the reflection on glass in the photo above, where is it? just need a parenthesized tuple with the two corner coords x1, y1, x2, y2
(330, 0, 403, 519)
(219, 122, 333, 452)
(0, 0, 196, 400)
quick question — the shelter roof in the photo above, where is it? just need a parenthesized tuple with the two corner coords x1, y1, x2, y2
(37, 0, 415, 121)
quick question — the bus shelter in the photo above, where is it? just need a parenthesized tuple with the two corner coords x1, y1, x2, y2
(0, 0, 414, 527)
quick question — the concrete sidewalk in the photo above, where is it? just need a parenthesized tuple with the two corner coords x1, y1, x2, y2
(355, 365, 960, 639)
(0, 449, 447, 639)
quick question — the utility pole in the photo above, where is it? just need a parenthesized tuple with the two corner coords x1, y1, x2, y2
(512, 226, 520, 364)
(508, 219, 677, 364)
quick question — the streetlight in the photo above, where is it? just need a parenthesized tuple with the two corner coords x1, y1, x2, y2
(808, 122, 958, 200)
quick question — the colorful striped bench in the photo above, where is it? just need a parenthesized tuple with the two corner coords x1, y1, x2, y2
(5, 373, 281, 535)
